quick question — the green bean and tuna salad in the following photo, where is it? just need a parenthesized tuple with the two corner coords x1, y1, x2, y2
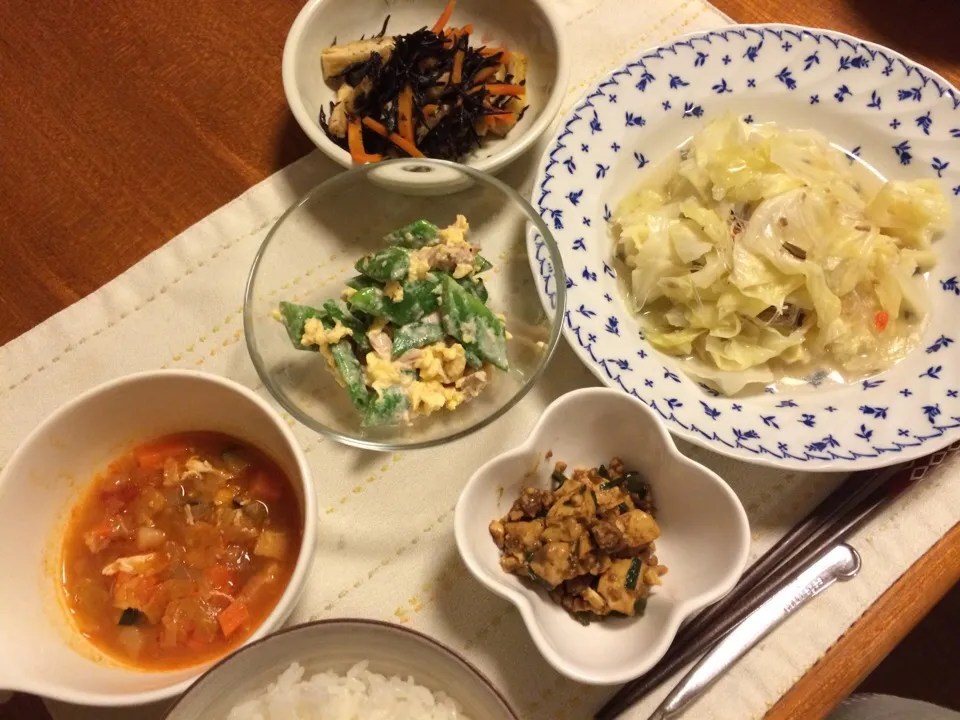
(276, 215, 509, 427)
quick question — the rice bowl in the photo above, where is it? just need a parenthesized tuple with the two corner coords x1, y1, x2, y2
(165, 619, 518, 720)
(228, 662, 471, 720)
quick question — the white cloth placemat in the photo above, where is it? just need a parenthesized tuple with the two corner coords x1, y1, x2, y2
(0, 0, 954, 718)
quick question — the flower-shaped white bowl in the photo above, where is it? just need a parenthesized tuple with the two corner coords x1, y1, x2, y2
(454, 387, 750, 685)
(282, 0, 568, 175)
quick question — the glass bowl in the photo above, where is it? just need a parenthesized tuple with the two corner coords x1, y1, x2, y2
(244, 158, 566, 450)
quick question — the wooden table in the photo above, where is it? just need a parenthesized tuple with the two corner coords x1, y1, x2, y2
(1, 0, 958, 718)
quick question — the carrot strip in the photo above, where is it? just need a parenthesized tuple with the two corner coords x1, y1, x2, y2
(423, 103, 439, 117)
(431, 0, 455, 33)
(452, 51, 464, 85)
(479, 47, 510, 60)
(217, 600, 250, 638)
(469, 83, 526, 97)
(398, 86, 415, 143)
(347, 117, 383, 164)
(361, 117, 426, 158)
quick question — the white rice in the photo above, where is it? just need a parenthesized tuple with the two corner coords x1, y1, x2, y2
(227, 662, 473, 720)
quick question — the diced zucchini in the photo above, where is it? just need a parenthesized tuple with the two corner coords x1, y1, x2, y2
(355, 246, 410, 282)
(392, 319, 445, 358)
(118, 608, 142, 626)
(221, 449, 250, 475)
(439, 275, 509, 371)
(384, 219, 441, 249)
(277, 302, 326, 349)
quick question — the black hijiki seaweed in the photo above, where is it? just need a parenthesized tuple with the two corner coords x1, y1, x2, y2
(319, 20, 524, 162)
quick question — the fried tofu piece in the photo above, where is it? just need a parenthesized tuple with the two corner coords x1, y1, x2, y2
(321, 37, 395, 81)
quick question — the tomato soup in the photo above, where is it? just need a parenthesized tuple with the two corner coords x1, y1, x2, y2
(60, 432, 302, 671)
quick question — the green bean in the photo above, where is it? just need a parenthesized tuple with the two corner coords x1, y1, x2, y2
(439, 275, 509, 371)
(464, 345, 483, 369)
(347, 286, 387, 317)
(277, 302, 327, 350)
(346, 275, 380, 292)
(473, 255, 493, 274)
(392, 319, 445, 358)
(355, 246, 410, 282)
(361, 385, 410, 427)
(383, 219, 440, 249)
(321, 300, 371, 352)
(330, 341, 370, 411)
(458, 276, 488, 303)
(347, 278, 441, 327)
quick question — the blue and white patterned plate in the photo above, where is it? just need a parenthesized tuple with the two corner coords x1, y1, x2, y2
(529, 24, 960, 470)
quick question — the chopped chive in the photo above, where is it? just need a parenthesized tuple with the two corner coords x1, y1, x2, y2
(625, 557, 642, 590)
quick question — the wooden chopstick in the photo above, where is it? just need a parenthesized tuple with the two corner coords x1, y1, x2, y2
(669, 462, 903, 649)
(594, 443, 957, 720)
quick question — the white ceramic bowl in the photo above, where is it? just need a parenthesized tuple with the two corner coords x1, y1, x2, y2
(282, 0, 568, 175)
(166, 619, 517, 719)
(454, 388, 750, 685)
(0, 370, 316, 706)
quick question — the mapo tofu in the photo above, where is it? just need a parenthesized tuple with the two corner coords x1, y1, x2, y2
(489, 457, 667, 622)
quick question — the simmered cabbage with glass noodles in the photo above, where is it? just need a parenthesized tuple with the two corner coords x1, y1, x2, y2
(611, 114, 951, 395)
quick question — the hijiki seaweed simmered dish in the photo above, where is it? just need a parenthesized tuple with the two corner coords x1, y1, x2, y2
(318, 0, 528, 163)
(277, 216, 509, 427)
(490, 456, 667, 623)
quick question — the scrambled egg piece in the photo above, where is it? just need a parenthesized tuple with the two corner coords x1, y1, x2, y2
(384, 280, 404, 302)
(301, 318, 353, 348)
(341, 286, 357, 300)
(407, 251, 431, 281)
(409, 381, 465, 414)
(365, 351, 404, 395)
(439, 214, 470, 247)
(415, 343, 467, 384)
(453, 262, 474, 279)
